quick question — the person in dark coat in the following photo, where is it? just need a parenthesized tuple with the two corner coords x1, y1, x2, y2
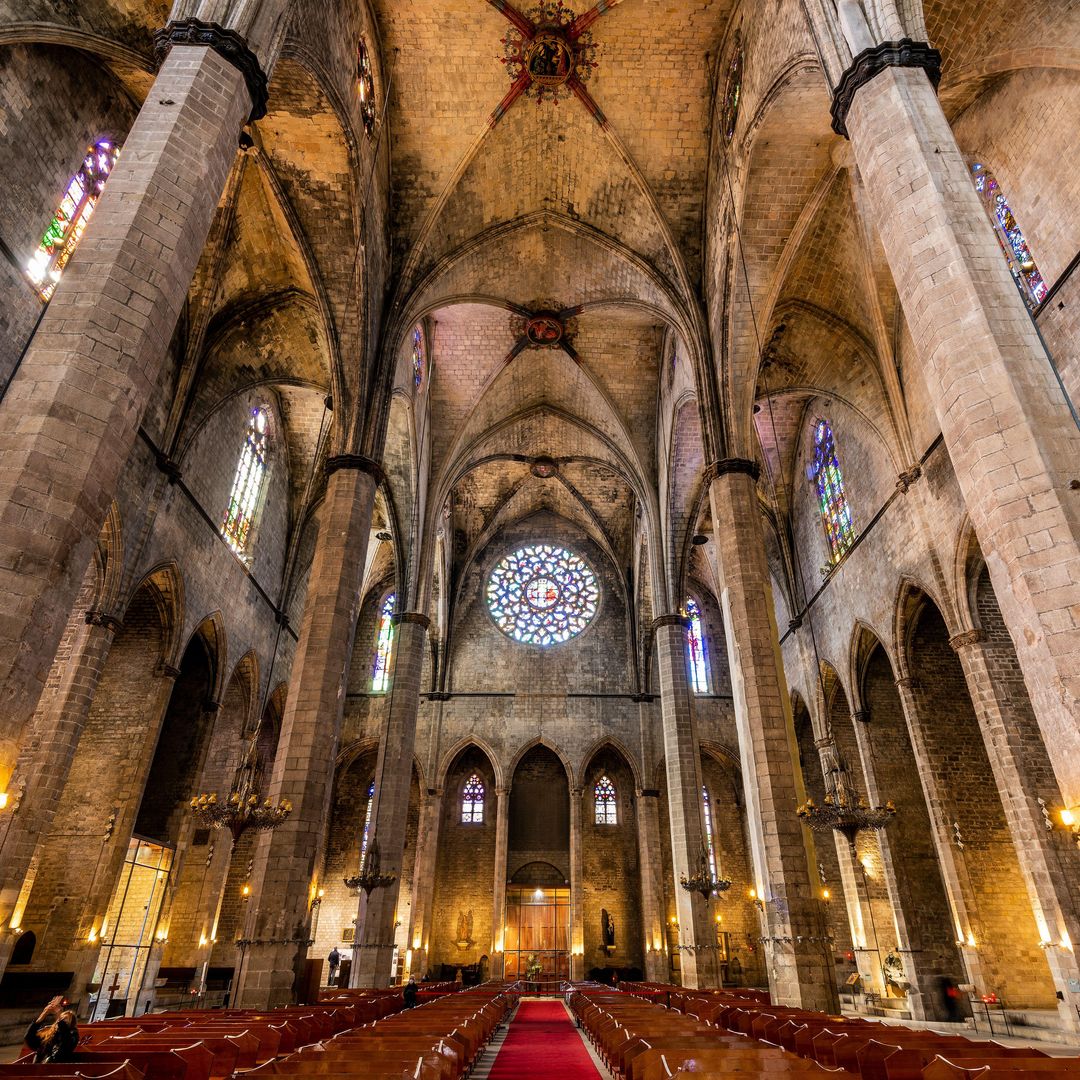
(403, 976, 418, 1009)
(24, 996, 79, 1063)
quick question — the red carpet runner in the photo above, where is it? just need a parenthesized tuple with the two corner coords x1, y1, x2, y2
(487, 1000, 603, 1080)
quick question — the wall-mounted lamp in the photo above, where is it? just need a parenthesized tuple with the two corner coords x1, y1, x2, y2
(0, 782, 25, 813)
(821, 888, 831, 902)
(748, 888, 765, 912)
(241, 884, 251, 898)
(1060, 807, 1080, 848)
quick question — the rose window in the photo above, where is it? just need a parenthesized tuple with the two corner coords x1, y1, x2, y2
(487, 544, 599, 645)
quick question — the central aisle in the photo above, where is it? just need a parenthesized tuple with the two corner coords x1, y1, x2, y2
(486, 1000, 603, 1080)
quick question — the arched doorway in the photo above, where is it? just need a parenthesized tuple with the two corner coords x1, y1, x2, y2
(506, 746, 570, 987)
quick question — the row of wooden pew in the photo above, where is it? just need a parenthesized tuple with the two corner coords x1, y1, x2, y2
(243, 986, 512, 1080)
(572, 982, 1080, 1079)
(1, 990, 405, 1080)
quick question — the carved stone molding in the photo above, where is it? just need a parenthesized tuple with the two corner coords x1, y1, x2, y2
(831, 39, 942, 139)
(392, 612, 431, 629)
(153, 449, 183, 485)
(631, 692, 656, 703)
(426, 691, 451, 701)
(894, 675, 919, 691)
(154, 18, 269, 122)
(638, 788, 661, 799)
(949, 628, 985, 652)
(851, 709, 870, 724)
(652, 614, 691, 631)
(325, 453, 386, 486)
(896, 465, 923, 493)
(85, 610, 124, 633)
(707, 457, 761, 483)
(156, 662, 182, 679)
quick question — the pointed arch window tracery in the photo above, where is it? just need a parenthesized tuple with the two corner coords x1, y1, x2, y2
(811, 419, 854, 562)
(462, 773, 485, 823)
(359, 779, 376, 869)
(702, 785, 719, 880)
(412, 325, 425, 389)
(28, 138, 119, 300)
(222, 406, 271, 555)
(971, 163, 1047, 310)
(372, 592, 396, 692)
(357, 39, 376, 136)
(685, 597, 709, 694)
(594, 775, 617, 825)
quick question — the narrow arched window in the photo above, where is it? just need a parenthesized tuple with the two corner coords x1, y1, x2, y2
(812, 419, 854, 562)
(357, 39, 376, 136)
(971, 163, 1047, 310)
(685, 597, 709, 694)
(222, 406, 271, 555)
(372, 592, 396, 692)
(360, 780, 375, 867)
(27, 139, 119, 300)
(462, 774, 485, 823)
(702, 786, 719, 880)
(594, 775, 617, 825)
(412, 325, 425, 390)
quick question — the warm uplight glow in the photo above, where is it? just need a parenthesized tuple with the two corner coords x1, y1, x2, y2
(199, 934, 208, 947)
(748, 888, 757, 900)
(1062, 808, 1076, 828)
(822, 888, 831, 901)
(0, 792, 8, 810)
(715, 914, 722, 923)
(318, 888, 325, 898)
(534, 888, 544, 899)
(87, 928, 98, 943)
(670, 916, 678, 924)
(242, 884, 251, 896)
(966, 934, 977, 948)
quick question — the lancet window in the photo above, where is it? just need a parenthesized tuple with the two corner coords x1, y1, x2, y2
(594, 775, 617, 825)
(222, 406, 271, 555)
(372, 592, 396, 692)
(462, 774, 485, 823)
(812, 419, 854, 562)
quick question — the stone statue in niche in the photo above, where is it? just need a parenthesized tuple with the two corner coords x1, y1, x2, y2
(601, 908, 616, 954)
(456, 909, 474, 949)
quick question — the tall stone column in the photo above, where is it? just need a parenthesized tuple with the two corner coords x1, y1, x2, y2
(236, 462, 377, 1008)
(0, 34, 264, 780)
(353, 612, 430, 988)
(835, 45, 1080, 811)
(0, 612, 119, 977)
(708, 461, 836, 1010)
(951, 630, 1080, 1028)
(490, 787, 509, 979)
(653, 614, 718, 989)
(847, 714, 950, 1020)
(569, 786, 584, 981)
(635, 788, 667, 982)
(406, 788, 443, 980)
(891, 675, 990, 994)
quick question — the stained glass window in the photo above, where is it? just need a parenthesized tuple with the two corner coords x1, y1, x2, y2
(372, 592, 396, 692)
(412, 325, 424, 390)
(721, 32, 743, 144)
(685, 597, 709, 694)
(971, 163, 1048, 310)
(360, 780, 375, 867)
(487, 544, 599, 646)
(812, 419, 854, 562)
(595, 775, 617, 825)
(703, 786, 719, 880)
(462, 773, 485, 823)
(357, 40, 376, 136)
(27, 139, 119, 301)
(221, 406, 270, 555)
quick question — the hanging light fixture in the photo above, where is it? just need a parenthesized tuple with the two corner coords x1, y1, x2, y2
(797, 757, 896, 852)
(680, 843, 732, 900)
(190, 729, 292, 844)
(344, 837, 396, 896)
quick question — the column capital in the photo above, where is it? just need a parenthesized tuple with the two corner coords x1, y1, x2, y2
(896, 465, 923, 492)
(895, 675, 919, 691)
(949, 628, 985, 652)
(426, 690, 451, 701)
(851, 709, 870, 724)
(652, 613, 690, 631)
(391, 612, 430, 629)
(84, 610, 123, 633)
(154, 18, 269, 121)
(324, 453, 386, 485)
(831, 38, 942, 138)
(637, 788, 661, 799)
(631, 692, 657, 703)
(707, 457, 760, 483)
(156, 662, 182, 679)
